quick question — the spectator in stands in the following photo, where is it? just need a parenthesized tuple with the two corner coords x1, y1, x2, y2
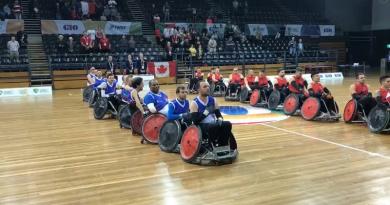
(99, 34, 111, 52)
(297, 38, 304, 56)
(171, 32, 179, 49)
(275, 32, 281, 40)
(197, 44, 203, 59)
(189, 44, 197, 59)
(80, 0, 89, 19)
(88, 0, 97, 20)
(16, 30, 27, 49)
(153, 14, 160, 24)
(125, 54, 134, 74)
(225, 36, 235, 52)
(135, 52, 147, 74)
(150, 3, 157, 24)
(119, 35, 128, 53)
(30, 0, 39, 18)
(57, 35, 67, 54)
(166, 41, 173, 61)
(128, 36, 136, 53)
(208, 37, 217, 54)
(106, 55, 117, 75)
(1, 3, 11, 19)
(7, 36, 19, 63)
(192, 7, 197, 22)
(67, 37, 75, 53)
(163, 27, 171, 42)
(80, 32, 94, 53)
(288, 37, 296, 56)
(13, 0, 22, 19)
(163, 1, 170, 22)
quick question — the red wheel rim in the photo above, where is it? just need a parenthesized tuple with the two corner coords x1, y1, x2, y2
(180, 126, 201, 161)
(142, 114, 167, 144)
(343, 99, 357, 122)
(284, 95, 298, 113)
(250, 90, 260, 106)
(131, 110, 143, 135)
(302, 97, 320, 120)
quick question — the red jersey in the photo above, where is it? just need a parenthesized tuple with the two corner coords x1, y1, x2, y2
(275, 76, 288, 88)
(378, 87, 390, 104)
(246, 75, 256, 85)
(195, 71, 203, 79)
(289, 76, 306, 94)
(214, 73, 222, 81)
(354, 82, 369, 96)
(311, 82, 324, 95)
(99, 37, 110, 50)
(257, 76, 269, 87)
(230, 73, 242, 84)
(80, 35, 93, 47)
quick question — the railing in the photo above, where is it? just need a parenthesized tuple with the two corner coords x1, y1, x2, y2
(174, 49, 338, 77)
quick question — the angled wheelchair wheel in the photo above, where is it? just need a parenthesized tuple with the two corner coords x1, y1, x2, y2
(343, 99, 358, 123)
(88, 90, 98, 107)
(130, 110, 144, 135)
(301, 97, 321, 121)
(283, 94, 300, 115)
(93, 97, 108, 120)
(268, 90, 281, 110)
(142, 114, 167, 144)
(180, 125, 202, 163)
(118, 105, 132, 129)
(159, 120, 182, 152)
(210, 83, 216, 96)
(249, 89, 260, 106)
(367, 105, 390, 133)
(240, 87, 249, 103)
(83, 85, 93, 102)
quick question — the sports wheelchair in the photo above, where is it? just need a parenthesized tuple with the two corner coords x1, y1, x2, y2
(93, 91, 122, 120)
(224, 83, 241, 101)
(158, 114, 192, 153)
(210, 81, 227, 97)
(343, 96, 377, 124)
(283, 93, 307, 116)
(179, 121, 238, 166)
(367, 103, 390, 133)
(300, 96, 341, 121)
(82, 85, 94, 102)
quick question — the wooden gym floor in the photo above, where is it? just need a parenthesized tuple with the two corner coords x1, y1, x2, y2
(1, 76, 390, 205)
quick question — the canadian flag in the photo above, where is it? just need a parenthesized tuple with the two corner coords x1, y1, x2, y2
(147, 61, 176, 78)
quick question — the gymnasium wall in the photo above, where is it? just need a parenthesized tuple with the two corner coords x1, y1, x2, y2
(371, 0, 390, 30)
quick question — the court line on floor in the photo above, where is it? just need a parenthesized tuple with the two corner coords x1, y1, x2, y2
(259, 123, 390, 160)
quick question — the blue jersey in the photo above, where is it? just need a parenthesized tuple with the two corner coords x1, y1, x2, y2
(94, 77, 105, 89)
(144, 91, 169, 111)
(105, 80, 117, 95)
(194, 96, 215, 113)
(171, 99, 189, 115)
(121, 87, 134, 103)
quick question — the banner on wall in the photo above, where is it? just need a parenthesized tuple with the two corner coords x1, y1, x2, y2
(147, 61, 177, 78)
(41, 20, 142, 35)
(285, 24, 335, 36)
(0, 19, 24, 34)
(319, 25, 335, 36)
(247, 24, 268, 36)
(285, 24, 303, 36)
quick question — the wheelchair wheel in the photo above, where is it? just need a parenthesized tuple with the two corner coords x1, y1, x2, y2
(240, 87, 249, 103)
(118, 105, 132, 129)
(83, 85, 93, 102)
(88, 90, 98, 107)
(283, 94, 300, 115)
(367, 105, 390, 133)
(210, 83, 216, 95)
(130, 110, 144, 135)
(93, 97, 108, 120)
(180, 125, 202, 163)
(159, 120, 182, 152)
(268, 90, 281, 110)
(142, 114, 167, 144)
(249, 89, 260, 106)
(301, 97, 321, 121)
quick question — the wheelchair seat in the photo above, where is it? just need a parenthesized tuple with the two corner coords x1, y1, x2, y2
(210, 81, 227, 97)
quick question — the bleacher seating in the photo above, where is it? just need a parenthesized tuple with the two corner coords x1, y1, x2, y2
(43, 34, 165, 70)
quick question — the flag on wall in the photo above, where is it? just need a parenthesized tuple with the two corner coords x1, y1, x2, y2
(147, 61, 176, 78)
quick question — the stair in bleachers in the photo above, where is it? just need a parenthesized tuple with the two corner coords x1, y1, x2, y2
(272, 0, 301, 24)
(27, 34, 52, 87)
(176, 60, 192, 82)
(21, 0, 41, 34)
(127, 0, 154, 35)
(206, 0, 229, 22)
